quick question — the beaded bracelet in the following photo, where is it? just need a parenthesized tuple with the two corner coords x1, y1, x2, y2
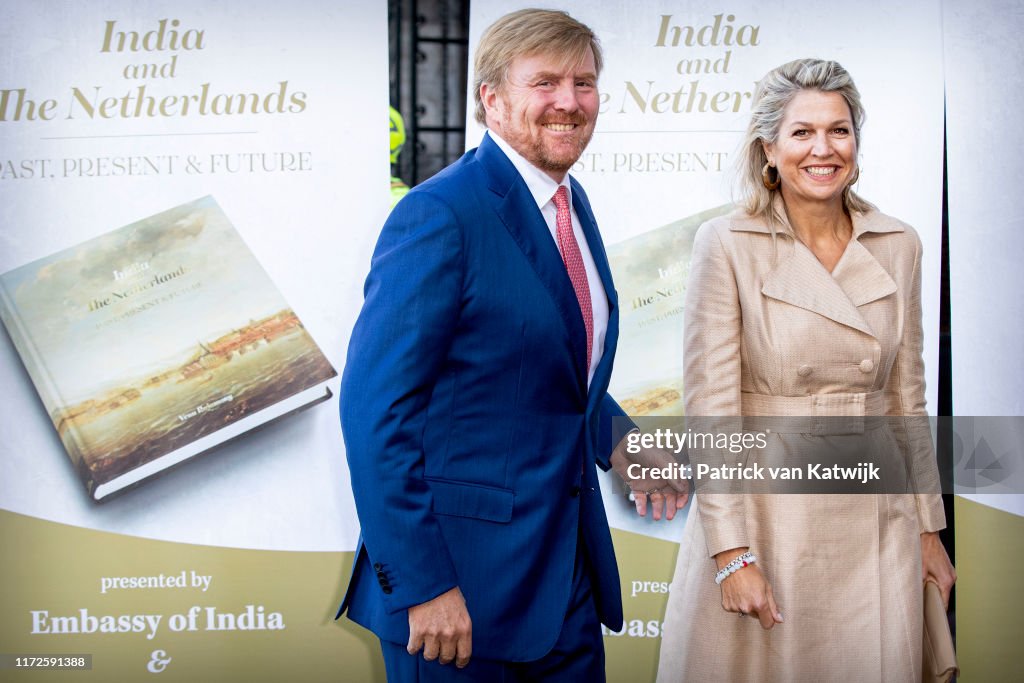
(714, 551, 757, 585)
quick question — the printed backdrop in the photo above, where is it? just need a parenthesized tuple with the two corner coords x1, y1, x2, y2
(2, 0, 1019, 680)
(0, 0, 387, 679)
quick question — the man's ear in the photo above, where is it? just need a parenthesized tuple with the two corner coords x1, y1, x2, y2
(480, 82, 501, 127)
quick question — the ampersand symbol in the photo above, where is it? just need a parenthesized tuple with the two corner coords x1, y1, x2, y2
(147, 650, 172, 674)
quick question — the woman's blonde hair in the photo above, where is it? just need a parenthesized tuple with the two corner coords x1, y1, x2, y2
(473, 9, 603, 125)
(737, 58, 873, 223)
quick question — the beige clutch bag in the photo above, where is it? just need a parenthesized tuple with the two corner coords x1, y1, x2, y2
(922, 581, 958, 683)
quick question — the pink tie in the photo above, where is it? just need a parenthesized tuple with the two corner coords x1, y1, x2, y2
(553, 186, 593, 372)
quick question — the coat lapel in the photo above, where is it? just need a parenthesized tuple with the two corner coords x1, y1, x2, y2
(477, 136, 590, 386)
(835, 208, 902, 306)
(761, 241, 880, 338)
(831, 239, 897, 307)
(746, 201, 898, 339)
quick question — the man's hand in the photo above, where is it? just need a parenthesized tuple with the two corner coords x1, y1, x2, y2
(610, 434, 689, 521)
(407, 587, 472, 668)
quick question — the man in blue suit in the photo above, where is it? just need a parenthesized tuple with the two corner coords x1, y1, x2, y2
(338, 9, 686, 681)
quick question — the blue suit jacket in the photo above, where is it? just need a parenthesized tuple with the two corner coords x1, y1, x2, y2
(337, 134, 625, 662)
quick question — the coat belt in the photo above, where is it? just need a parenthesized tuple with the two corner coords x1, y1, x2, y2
(740, 390, 887, 435)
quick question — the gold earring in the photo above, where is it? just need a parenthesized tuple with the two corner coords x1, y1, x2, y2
(762, 162, 780, 191)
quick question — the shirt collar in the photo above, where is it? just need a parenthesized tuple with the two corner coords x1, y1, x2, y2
(487, 130, 571, 211)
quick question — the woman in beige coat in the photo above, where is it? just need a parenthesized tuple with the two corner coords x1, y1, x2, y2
(656, 59, 956, 682)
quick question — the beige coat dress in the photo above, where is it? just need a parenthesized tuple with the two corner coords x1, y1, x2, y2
(656, 204, 946, 682)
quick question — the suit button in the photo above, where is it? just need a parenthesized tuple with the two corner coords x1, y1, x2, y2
(570, 485, 581, 498)
(797, 364, 812, 377)
(383, 586, 392, 595)
(859, 359, 874, 373)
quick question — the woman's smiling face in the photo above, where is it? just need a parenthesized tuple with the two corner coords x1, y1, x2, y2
(763, 89, 858, 208)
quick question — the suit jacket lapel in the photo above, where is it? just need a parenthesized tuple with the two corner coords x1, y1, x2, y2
(571, 178, 616, 306)
(571, 177, 620, 407)
(478, 137, 590, 386)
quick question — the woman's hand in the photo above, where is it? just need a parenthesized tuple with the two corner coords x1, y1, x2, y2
(921, 531, 956, 609)
(715, 547, 784, 630)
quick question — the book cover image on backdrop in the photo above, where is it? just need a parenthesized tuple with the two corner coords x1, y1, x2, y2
(607, 203, 732, 419)
(0, 195, 337, 501)
(598, 204, 731, 539)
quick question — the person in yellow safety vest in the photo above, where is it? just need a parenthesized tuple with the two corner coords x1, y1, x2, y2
(389, 106, 410, 209)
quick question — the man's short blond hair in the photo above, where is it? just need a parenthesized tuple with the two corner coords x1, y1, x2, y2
(473, 9, 603, 126)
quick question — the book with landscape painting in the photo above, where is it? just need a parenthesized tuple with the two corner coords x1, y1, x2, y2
(0, 195, 337, 500)
(606, 204, 733, 418)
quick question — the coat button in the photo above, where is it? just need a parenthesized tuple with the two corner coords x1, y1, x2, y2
(859, 359, 874, 373)
(383, 586, 392, 595)
(797, 364, 812, 377)
(373, 563, 382, 571)
(570, 485, 581, 498)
